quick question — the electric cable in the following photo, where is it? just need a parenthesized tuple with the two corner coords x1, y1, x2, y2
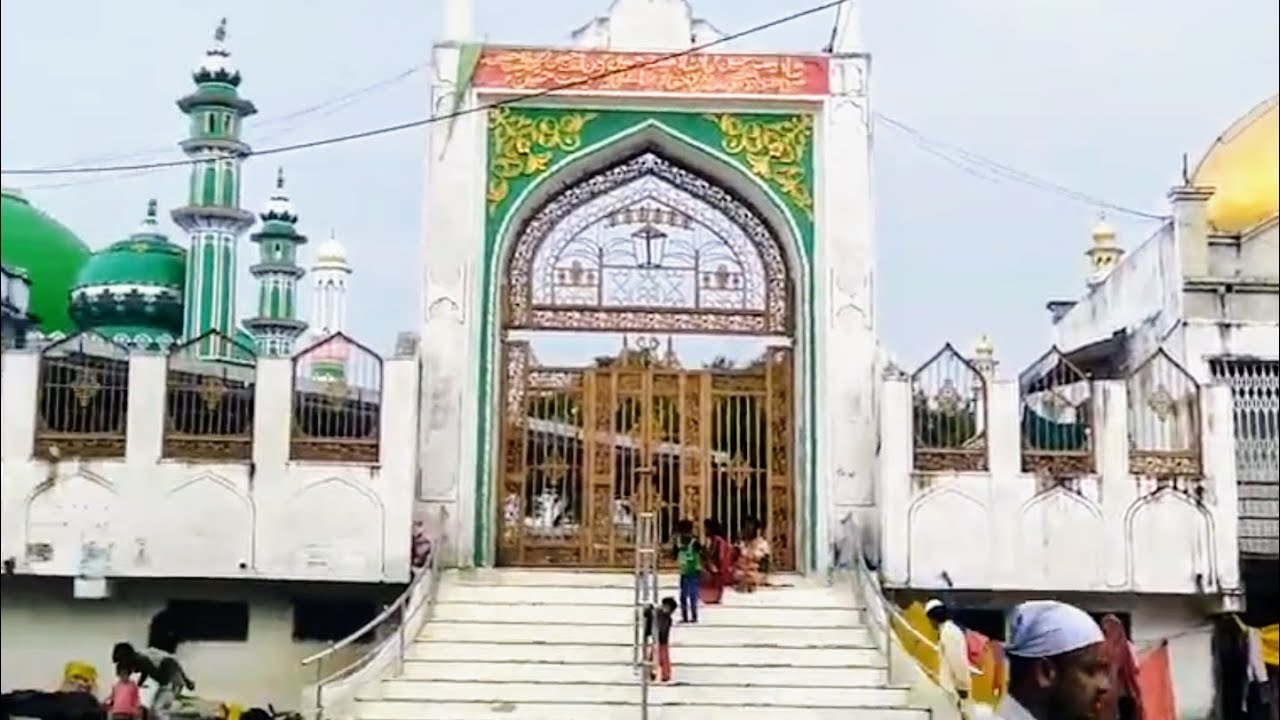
(2, 0, 851, 177)
(873, 112, 1169, 220)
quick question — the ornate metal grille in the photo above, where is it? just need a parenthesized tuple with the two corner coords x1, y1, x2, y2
(1019, 347, 1095, 476)
(34, 332, 130, 459)
(910, 344, 989, 472)
(1210, 358, 1279, 557)
(498, 338, 794, 569)
(163, 331, 257, 461)
(1126, 348, 1201, 478)
(290, 333, 383, 463)
(505, 153, 792, 335)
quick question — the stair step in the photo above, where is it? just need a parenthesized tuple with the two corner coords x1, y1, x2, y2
(438, 584, 853, 608)
(367, 680, 912, 706)
(399, 660, 887, 686)
(407, 641, 884, 667)
(448, 570, 814, 589)
(355, 700, 930, 720)
(432, 602, 861, 627)
(419, 622, 872, 647)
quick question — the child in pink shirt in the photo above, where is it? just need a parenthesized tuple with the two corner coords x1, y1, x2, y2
(106, 664, 142, 720)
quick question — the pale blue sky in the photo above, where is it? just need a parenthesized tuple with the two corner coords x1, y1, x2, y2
(2, 0, 1276, 369)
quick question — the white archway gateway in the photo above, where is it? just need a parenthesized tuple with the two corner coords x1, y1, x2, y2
(418, 8, 877, 573)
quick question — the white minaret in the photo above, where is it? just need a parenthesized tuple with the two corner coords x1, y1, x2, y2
(309, 230, 352, 336)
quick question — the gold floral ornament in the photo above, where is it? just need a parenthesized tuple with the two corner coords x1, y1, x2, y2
(705, 114, 814, 217)
(198, 375, 227, 410)
(487, 108, 597, 215)
(1147, 385, 1176, 422)
(71, 368, 103, 408)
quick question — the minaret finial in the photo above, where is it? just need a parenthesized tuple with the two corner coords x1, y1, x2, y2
(276, 167, 286, 191)
(214, 17, 227, 44)
(146, 198, 158, 219)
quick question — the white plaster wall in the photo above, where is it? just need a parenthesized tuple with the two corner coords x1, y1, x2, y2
(1052, 224, 1183, 358)
(0, 350, 418, 583)
(877, 377, 1242, 598)
(0, 575, 382, 709)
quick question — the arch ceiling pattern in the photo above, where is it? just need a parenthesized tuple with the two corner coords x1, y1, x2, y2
(505, 152, 791, 334)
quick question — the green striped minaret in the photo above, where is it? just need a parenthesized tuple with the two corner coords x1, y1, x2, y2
(170, 18, 256, 359)
(243, 168, 309, 356)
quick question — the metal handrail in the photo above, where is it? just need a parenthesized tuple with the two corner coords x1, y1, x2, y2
(301, 506, 448, 720)
(841, 516, 975, 713)
(632, 511, 658, 720)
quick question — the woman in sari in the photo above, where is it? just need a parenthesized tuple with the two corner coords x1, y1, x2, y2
(700, 519, 734, 604)
(1099, 613, 1144, 720)
(734, 518, 771, 592)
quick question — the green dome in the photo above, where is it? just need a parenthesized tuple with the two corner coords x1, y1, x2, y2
(70, 200, 186, 342)
(0, 188, 92, 333)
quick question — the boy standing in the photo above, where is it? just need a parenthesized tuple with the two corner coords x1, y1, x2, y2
(672, 519, 702, 623)
(653, 597, 678, 684)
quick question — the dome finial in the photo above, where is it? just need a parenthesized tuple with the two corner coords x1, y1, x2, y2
(214, 17, 228, 44)
(276, 166, 286, 191)
(1090, 212, 1117, 246)
(146, 198, 158, 220)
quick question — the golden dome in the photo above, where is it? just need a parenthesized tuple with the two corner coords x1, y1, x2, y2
(1190, 94, 1279, 234)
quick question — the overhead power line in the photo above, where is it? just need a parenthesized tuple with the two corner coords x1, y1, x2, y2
(5, 0, 1166, 221)
(2, 0, 852, 177)
(873, 113, 1168, 220)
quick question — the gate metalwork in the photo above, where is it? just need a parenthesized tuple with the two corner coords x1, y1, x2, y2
(1210, 358, 1279, 557)
(911, 343, 989, 472)
(163, 330, 257, 461)
(1126, 348, 1201, 478)
(1019, 347, 1095, 476)
(498, 337, 794, 569)
(34, 331, 130, 459)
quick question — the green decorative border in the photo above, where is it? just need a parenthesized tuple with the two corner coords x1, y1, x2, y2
(473, 107, 819, 569)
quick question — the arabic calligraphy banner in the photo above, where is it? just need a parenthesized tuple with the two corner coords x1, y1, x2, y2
(473, 48, 829, 96)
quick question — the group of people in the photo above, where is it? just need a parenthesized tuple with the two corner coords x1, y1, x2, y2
(645, 517, 773, 684)
(926, 597, 1146, 720)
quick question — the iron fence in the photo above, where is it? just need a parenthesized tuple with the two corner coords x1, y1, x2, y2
(290, 333, 383, 463)
(163, 330, 257, 461)
(1126, 348, 1201, 478)
(34, 332, 130, 459)
(1019, 347, 1094, 476)
(910, 343, 989, 472)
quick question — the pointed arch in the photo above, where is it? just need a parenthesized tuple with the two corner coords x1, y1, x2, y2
(492, 121, 807, 307)
(1123, 485, 1217, 589)
(500, 149, 795, 335)
(476, 119, 816, 569)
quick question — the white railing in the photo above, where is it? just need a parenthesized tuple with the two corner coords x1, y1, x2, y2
(299, 507, 448, 720)
(838, 513, 976, 719)
(632, 511, 659, 720)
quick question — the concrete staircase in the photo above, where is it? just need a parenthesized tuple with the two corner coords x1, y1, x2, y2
(352, 570, 930, 720)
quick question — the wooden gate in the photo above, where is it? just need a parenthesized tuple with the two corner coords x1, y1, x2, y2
(497, 338, 794, 569)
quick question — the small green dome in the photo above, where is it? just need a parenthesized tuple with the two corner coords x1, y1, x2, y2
(70, 200, 186, 342)
(0, 188, 92, 333)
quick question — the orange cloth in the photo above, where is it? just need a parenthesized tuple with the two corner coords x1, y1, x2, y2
(1136, 642, 1177, 720)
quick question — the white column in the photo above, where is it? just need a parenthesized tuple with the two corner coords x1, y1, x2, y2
(820, 51, 877, 571)
(1203, 385, 1241, 593)
(876, 375, 912, 584)
(419, 38, 487, 566)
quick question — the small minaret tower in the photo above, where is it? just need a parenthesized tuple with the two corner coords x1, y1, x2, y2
(171, 18, 257, 358)
(243, 168, 308, 356)
(307, 231, 353, 381)
(1086, 214, 1125, 287)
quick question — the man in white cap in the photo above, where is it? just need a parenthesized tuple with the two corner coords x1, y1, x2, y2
(997, 600, 1111, 720)
(924, 598, 973, 705)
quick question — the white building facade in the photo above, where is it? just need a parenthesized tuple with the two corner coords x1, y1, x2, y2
(0, 339, 419, 708)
